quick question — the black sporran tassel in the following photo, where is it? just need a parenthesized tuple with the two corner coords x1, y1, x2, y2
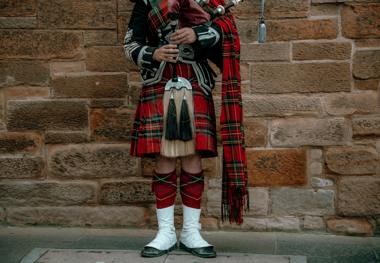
(179, 94, 192, 141)
(165, 91, 179, 140)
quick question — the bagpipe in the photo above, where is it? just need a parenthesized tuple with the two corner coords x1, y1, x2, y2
(194, 0, 266, 43)
(160, 0, 266, 157)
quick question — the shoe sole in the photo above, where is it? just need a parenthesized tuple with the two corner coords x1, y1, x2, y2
(140, 243, 177, 258)
(179, 241, 217, 258)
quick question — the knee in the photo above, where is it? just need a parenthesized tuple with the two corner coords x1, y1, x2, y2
(155, 154, 177, 173)
(180, 154, 202, 173)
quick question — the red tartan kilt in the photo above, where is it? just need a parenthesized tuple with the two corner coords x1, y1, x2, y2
(130, 62, 218, 158)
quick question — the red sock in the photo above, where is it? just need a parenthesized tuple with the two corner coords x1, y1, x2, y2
(152, 169, 177, 209)
(180, 169, 204, 209)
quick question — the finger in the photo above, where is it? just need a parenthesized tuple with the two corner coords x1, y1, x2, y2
(163, 44, 178, 49)
(163, 49, 179, 55)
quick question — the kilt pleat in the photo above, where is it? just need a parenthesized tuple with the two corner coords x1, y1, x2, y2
(130, 62, 218, 158)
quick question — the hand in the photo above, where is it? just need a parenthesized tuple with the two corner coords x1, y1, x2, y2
(152, 44, 180, 63)
(170, 27, 197, 44)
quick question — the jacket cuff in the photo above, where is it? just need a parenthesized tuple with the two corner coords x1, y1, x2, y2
(192, 22, 221, 49)
(137, 46, 160, 72)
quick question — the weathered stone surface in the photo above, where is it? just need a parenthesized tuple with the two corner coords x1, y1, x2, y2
(117, 12, 132, 45)
(271, 188, 335, 216)
(0, 60, 49, 87)
(266, 216, 301, 232)
(0, 181, 97, 206)
(84, 30, 117, 46)
(90, 99, 126, 108)
(2, 86, 49, 98)
(37, 0, 116, 29)
(337, 175, 380, 216)
(85, 46, 133, 72)
(241, 43, 290, 61)
(118, 0, 134, 12)
(237, 18, 337, 43)
(292, 41, 352, 60)
(0, 17, 36, 28)
(247, 187, 269, 216)
(247, 149, 307, 187)
(353, 50, 380, 80)
(244, 118, 267, 147)
(251, 62, 351, 93)
(243, 94, 322, 117)
(270, 117, 351, 147)
(268, 18, 338, 41)
(6, 99, 88, 131)
(355, 38, 380, 48)
(90, 107, 134, 142)
(341, 3, 380, 39)
(233, 0, 309, 20)
(323, 91, 380, 115)
(0, 30, 82, 59)
(48, 144, 138, 178)
(50, 61, 86, 76)
(0, 207, 5, 222)
(100, 180, 155, 204)
(310, 3, 339, 16)
(6, 206, 146, 226)
(0, 132, 42, 154)
(303, 215, 326, 230)
(354, 79, 379, 90)
(325, 146, 379, 175)
(0, 0, 36, 16)
(311, 177, 334, 188)
(353, 116, 380, 137)
(326, 218, 374, 236)
(45, 131, 90, 144)
(52, 73, 128, 98)
(0, 155, 44, 179)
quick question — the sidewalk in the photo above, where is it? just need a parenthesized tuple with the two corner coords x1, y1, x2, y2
(0, 225, 379, 263)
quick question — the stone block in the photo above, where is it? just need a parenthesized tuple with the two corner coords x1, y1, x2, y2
(48, 144, 139, 179)
(251, 62, 351, 93)
(247, 148, 307, 187)
(326, 218, 374, 236)
(0, 30, 82, 59)
(85, 46, 133, 72)
(293, 41, 351, 60)
(0, 181, 97, 206)
(341, 3, 380, 39)
(271, 187, 335, 216)
(6, 99, 88, 131)
(337, 175, 380, 216)
(90, 107, 134, 142)
(0, 0, 36, 16)
(243, 118, 267, 147)
(241, 43, 290, 62)
(0, 155, 44, 179)
(37, 0, 116, 29)
(100, 180, 155, 204)
(270, 117, 351, 147)
(243, 94, 322, 117)
(353, 50, 380, 80)
(323, 91, 379, 115)
(353, 116, 380, 137)
(6, 206, 146, 227)
(0, 60, 49, 87)
(325, 145, 379, 175)
(51, 72, 128, 98)
(0, 132, 42, 154)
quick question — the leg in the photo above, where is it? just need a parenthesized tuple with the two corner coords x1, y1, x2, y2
(141, 154, 178, 258)
(179, 154, 216, 258)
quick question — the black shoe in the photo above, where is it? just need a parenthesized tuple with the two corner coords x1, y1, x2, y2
(179, 241, 217, 258)
(140, 243, 177, 257)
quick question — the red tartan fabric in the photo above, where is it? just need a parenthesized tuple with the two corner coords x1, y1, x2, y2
(130, 63, 218, 158)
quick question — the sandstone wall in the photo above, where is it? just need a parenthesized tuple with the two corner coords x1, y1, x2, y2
(0, 0, 379, 236)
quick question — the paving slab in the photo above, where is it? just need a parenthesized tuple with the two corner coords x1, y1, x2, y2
(20, 248, 307, 263)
